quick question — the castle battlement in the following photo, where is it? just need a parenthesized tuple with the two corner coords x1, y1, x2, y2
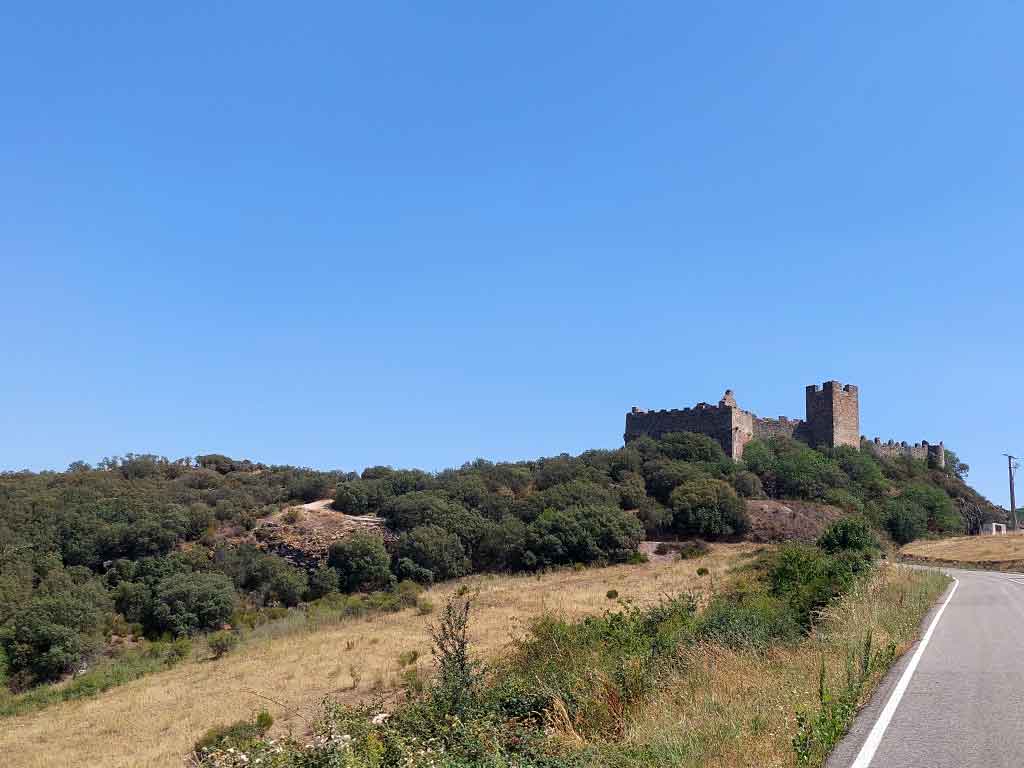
(625, 381, 945, 468)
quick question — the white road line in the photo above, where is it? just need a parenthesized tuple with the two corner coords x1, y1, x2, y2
(850, 577, 960, 768)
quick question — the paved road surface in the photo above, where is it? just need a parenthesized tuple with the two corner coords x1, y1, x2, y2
(828, 567, 1024, 768)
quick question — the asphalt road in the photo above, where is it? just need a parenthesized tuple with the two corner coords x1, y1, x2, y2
(828, 567, 1024, 768)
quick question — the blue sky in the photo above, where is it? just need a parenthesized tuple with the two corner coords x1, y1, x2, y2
(2, 3, 1021, 505)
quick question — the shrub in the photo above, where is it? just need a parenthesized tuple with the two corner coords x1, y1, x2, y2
(395, 579, 424, 608)
(696, 567, 709, 576)
(885, 500, 928, 545)
(165, 637, 192, 664)
(305, 564, 340, 600)
(669, 479, 749, 537)
(415, 596, 434, 615)
(698, 593, 801, 649)
(644, 460, 706, 504)
(606, 589, 619, 600)
(767, 545, 871, 629)
(396, 557, 434, 585)
(397, 525, 471, 582)
(0, 577, 110, 685)
(822, 488, 866, 514)
(194, 709, 273, 754)
(901, 483, 960, 533)
(328, 532, 396, 593)
(429, 595, 483, 716)
(817, 517, 880, 555)
(333, 482, 370, 514)
(733, 470, 764, 498)
(657, 431, 728, 463)
(523, 504, 644, 569)
(208, 630, 240, 659)
(281, 508, 301, 525)
(151, 572, 235, 637)
(678, 540, 710, 560)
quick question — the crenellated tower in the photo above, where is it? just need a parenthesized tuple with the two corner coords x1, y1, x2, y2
(804, 381, 860, 449)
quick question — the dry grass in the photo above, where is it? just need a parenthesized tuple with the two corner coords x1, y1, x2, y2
(620, 564, 950, 767)
(901, 534, 1024, 567)
(1, 543, 761, 768)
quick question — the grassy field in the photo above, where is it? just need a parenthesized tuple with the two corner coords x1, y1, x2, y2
(902, 535, 1024, 568)
(0, 543, 761, 768)
(617, 564, 949, 767)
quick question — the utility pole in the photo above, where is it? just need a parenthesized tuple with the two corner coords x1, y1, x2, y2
(1005, 454, 1019, 531)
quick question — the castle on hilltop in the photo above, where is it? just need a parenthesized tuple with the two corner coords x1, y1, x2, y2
(625, 381, 945, 468)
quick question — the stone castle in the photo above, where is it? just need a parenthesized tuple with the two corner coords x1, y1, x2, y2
(625, 380, 945, 468)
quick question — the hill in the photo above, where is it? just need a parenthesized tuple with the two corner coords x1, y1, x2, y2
(0, 545, 757, 767)
(0, 435, 997, 704)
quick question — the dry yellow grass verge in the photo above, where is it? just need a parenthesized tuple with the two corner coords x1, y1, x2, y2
(1, 543, 761, 768)
(622, 564, 950, 768)
(901, 535, 1024, 568)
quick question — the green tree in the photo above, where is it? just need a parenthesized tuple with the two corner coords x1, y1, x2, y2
(306, 564, 340, 600)
(328, 532, 396, 592)
(151, 572, 236, 637)
(885, 499, 928, 545)
(669, 479, 749, 537)
(657, 432, 728, 463)
(397, 525, 471, 582)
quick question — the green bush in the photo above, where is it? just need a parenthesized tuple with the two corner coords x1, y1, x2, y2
(885, 500, 928, 545)
(733, 470, 764, 498)
(398, 525, 471, 582)
(194, 709, 273, 754)
(305, 564, 340, 600)
(696, 567, 709, 576)
(428, 595, 483, 717)
(768, 545, 871, 629)
(328, 532, 396, 593)
(817, 517, 879, 555)
(669, 479, 749, 537)
(523, 504, 643, 568)
(395, 579, 424, 608)
(698, 593, 801, 649)
(151, 572, 235, 637)
(0, 575, 111, 685)
(396, 557, 434, 585)
(333, 482, 370, 514)
(606, 589, 619, 600)
(208, 630, 240, 659)
(678, 540, 710, 560)
(657, 432, 728, 463)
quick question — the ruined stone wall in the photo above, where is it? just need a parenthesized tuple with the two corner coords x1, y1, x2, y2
(752, 415, 811, 442)
(805, 382, 859, 449)
(864, 437, 946, 469)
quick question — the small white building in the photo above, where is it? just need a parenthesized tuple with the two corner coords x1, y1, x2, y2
(982, 522, 1007, 535)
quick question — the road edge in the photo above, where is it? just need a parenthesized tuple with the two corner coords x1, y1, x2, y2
(824, 570, 958, 768)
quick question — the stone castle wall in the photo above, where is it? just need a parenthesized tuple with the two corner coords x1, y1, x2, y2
(751, 415, 810, 442)
(625, 381, 944, 467)
(864, 437, 946, 469)
(625, 401, 744, 459)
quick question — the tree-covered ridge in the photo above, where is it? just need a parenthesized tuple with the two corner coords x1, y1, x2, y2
(0, 437, 998, 694)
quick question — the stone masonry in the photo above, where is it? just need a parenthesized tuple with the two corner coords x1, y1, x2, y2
(624, 381, 945, 468)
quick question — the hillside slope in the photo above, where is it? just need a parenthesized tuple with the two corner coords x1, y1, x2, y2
(1, 544, 759, 768)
